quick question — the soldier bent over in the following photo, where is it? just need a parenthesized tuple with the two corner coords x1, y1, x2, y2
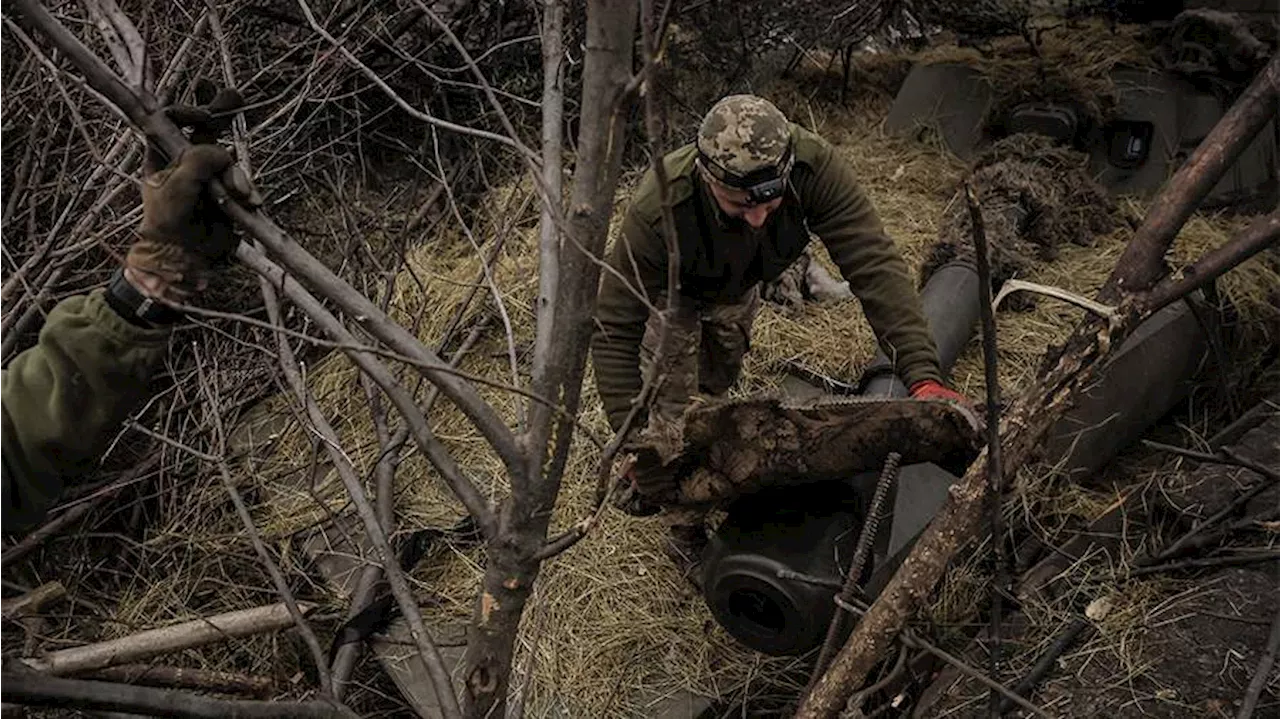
(590, 95, 968, 580)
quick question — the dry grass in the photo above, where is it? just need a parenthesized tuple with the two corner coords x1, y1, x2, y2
(235, 64, 1276, 715)
(19, 21, 1278, 718)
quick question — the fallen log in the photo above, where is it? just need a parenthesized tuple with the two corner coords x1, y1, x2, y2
(22, 602, 314, 676)
(1, 667, 353, 719)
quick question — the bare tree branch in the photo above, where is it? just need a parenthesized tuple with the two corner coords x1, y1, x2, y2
(797, 50, 1280, 719)
(293, 0, 537, 159)
(8, 0, 527, 482)
(259, 259, 465, 719)
(2, 667, 355, 719)
(193, 349, 333, 696)
(532, 0, 566, 405)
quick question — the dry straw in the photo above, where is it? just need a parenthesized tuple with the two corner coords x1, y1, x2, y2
(71, 20, 1279, 717)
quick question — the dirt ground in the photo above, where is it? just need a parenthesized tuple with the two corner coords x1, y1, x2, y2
(926, 409, 1280, 718)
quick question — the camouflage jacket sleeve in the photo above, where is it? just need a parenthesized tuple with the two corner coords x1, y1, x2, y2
(591, 197, 670, 433)
(2, 289, 170, 531)
(794, 128, 942, 388)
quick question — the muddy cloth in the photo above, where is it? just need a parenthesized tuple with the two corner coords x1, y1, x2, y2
(2, 291, 170, 531)
(634, 394, 981, 522)
(593, 125, 941, 431)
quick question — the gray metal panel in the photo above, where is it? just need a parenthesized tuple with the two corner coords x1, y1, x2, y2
(1046, 299, 1209, 479)
(885, 63, 993, 160)
(885, 462, 962, 560)
(1089, 68, 1185, 196)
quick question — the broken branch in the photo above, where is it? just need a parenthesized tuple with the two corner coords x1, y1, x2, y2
(83, 664, 275, 697)
(23, 602, 314, 675)
(2, 667, 354, 719)
(1146, 211, 1280, 313)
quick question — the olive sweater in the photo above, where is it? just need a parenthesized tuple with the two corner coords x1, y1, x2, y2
(592, 125, 941, 430)
(2, 290, 170, 531)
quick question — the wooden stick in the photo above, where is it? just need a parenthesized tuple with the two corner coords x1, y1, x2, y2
(23, 602, 314, 675)
(2, 668, 353, 719)
(1, 581, 66, 620)
(83, 664, 275, 697)
(965, 180, 1008, 719)
(1236, 602, 1280, 719)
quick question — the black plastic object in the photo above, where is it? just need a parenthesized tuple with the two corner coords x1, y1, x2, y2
(702, 481, 868, 656)
(1007, 103, 1081, 145)
(1104, 120, 1155, 170)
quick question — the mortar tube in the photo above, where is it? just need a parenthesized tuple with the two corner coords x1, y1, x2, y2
(861, 262, 983, 397)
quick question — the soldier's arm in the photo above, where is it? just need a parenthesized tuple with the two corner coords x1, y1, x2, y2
(591, 205, 669, 432)
(798, 132, 942, 387)
(2, 290, 170, 531)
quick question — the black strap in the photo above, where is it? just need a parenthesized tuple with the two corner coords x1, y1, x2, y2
(105, 268, 181, 327)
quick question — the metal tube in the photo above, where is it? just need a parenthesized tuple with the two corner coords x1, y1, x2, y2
(863, 262, 983, 397)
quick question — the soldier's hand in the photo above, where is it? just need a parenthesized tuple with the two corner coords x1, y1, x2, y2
(127, 86, 262, 301)
(909, 379, 969, 406)
(612, 453, 679, 517)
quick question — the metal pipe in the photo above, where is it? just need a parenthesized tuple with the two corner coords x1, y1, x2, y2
(862, 262, 983, 397)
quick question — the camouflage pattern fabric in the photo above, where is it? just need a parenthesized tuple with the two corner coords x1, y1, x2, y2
(636, 288, 761, 464)
(629, 394, 982, 517)
(697, 95, 792, 177)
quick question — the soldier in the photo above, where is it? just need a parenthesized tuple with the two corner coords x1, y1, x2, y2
(591, 94, 968, 577)
(3, 113, 260, 531)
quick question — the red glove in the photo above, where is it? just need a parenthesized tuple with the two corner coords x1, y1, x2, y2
(910, 379, 969, 405)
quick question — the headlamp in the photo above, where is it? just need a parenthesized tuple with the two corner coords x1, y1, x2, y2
(698, 142, 795, 206)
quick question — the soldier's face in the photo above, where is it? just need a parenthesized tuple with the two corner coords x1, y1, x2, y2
(707, 181, 783, 229)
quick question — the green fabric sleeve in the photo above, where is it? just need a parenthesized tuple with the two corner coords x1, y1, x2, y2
(591, 203, 669, 432)
(796, 131, 942, 388)
(2, 289, 170, 531)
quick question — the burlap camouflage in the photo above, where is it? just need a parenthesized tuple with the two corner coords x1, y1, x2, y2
(697, 95, 792, 177)
(654, 393, 983, 530)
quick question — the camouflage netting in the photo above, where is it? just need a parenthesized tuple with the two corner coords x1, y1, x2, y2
(670, 395, 981, 508)
(921, 133, 1116, 292)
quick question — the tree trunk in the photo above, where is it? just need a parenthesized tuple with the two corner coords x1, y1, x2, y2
(461, 1, 638, 717)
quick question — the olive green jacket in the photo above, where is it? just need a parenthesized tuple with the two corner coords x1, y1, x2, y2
(2, 290, 170, 531)
(592, 125, 941, 430)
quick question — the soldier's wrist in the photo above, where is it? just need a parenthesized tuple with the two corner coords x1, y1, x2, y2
(105, 267, 183, 327)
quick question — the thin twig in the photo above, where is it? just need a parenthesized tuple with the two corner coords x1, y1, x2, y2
(1140, 439, 1280, 564)
(831, 596, 1052, 719)
(1, 453, 159, 568)
(966, 181, 1008, 718)
(1236, 601, 1280, 719)
(997, 617, 1092, 713)
(194, 347, 334, 696)
(292, 0, 536, 158)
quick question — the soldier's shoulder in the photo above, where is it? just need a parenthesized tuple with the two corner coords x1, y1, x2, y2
(791, 124, 837, 169)
(628, 144, 699, 223)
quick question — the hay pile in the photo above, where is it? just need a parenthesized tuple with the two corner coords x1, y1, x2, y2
(238, 57, 1278, 717)
(10, 15, 1277, 718)
(914, 17, 1156, 128)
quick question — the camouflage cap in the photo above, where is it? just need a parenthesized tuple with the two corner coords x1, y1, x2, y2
(697, 95, 792, 178)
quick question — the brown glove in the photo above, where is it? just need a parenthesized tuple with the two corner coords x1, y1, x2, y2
(127, 87, 261, 301)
